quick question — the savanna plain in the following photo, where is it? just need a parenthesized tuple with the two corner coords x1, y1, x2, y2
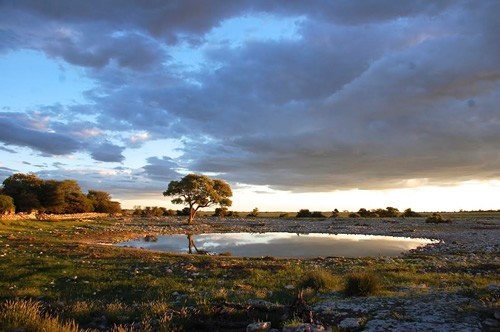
(0, 212, 499, 331)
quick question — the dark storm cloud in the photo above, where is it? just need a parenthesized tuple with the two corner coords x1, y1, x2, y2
(41, 30, 167, 70)
(0, 165, 16, 179)
(142, 156, 181, 182)
(0, 0, 247, 43)
(89, 142, 125, 163)
(1, 0, 499, 192)
(0, 114, 82, 155)
(176, 1, 500, 190)
(0, 145, 17, 153)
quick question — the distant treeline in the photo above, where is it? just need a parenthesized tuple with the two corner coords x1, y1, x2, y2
(129, 206, 240, 218)
(126, 206, 424, 219)
(291, 207, 421, 218)
(0, 173, 121, 214)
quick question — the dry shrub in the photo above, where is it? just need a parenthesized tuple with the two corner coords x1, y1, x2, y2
(425, 213, 452, 224)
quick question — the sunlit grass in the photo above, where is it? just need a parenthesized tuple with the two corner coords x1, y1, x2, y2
(0, 299, 79, 332)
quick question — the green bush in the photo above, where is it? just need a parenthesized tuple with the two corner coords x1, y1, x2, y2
(296, 209, 312, 218)
(344, 272, 381, 296)
(213, 207, 228, 217)
(298, 270, 337, 292)
(0, 194, 15, 214)
(425, 213, 452, 223)
(247, 207, 259, 217)
(348, 212, 360, 218)
(401, 208, 421, 218)
(177, 207, 191, 216)
(296, 209, 326, 218)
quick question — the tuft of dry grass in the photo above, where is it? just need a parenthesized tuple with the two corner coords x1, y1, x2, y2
(344, 272, 381, 297)
(298, 269, 338, 292)
(0, 299, 80, 332)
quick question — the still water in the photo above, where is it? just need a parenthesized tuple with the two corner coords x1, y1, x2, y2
(117, 232, 437, 258)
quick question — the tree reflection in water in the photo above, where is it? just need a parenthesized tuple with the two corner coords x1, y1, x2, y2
(187, 234, 208, 254)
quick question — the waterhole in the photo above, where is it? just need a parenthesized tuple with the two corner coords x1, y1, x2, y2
(117, 232, 438, 258)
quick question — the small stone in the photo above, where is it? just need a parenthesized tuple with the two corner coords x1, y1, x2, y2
(246, 321, 271, 332)
(284, 284, 295, 290)
(482, 318, 499, 329)
(338, 318, 361, 330)
(494, 307, 500, 319)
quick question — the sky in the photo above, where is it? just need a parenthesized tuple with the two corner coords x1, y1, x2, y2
(0, 1, 499, 212)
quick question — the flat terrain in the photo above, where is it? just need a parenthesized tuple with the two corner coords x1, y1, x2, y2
(0, 215, 499, 331)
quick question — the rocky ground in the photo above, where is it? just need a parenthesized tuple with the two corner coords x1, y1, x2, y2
(112, 216, 499, 331)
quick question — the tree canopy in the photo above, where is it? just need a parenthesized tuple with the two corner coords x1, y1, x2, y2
(1, 173, 121, 214)
(87, 190, 121, 214)
(1, 173, 43, 212)
(163, 174, 232, 224)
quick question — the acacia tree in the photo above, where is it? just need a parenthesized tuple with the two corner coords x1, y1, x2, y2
(163, 174, 232, 224)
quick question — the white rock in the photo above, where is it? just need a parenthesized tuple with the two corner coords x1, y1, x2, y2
(246, 321, 271, 332)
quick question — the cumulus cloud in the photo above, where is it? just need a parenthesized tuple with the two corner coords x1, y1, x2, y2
(35, 167, 142, 198)
(0, 0, 499, 194)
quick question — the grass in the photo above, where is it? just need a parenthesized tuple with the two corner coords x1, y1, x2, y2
(298, 269, 339, 293)
(344, 272, 381, 296)
(0, 216, 498, 330)
(0, 299, 79, 332)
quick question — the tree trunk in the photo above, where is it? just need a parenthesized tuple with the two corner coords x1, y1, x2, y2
(188, 206, 194, 224)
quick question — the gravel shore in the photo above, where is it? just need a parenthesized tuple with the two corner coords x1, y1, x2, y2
(142, 216, 500, 256)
